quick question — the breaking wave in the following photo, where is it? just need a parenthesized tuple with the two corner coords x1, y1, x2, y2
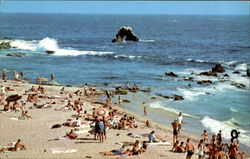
(201, 116, 250, 147)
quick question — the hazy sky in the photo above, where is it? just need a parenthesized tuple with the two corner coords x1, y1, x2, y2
(0, 1, 249, 15)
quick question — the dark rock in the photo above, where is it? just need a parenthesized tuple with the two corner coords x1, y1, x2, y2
(247, 69, 250, 77)
(197, 80, 212, 85)
(212, 63, 225, 73)
(114, 87, 127, 95)
(112, 26, 139, 42)
(46, 50, 55, 54)
(199, 71, 217, 77)
(156, 93, 170, 99)
(173, 95, 184, 101)
(122, 99, 131, 103)
(6, 52, 26, 57)
(223, 74, 230, 77)
(0, 42, 11, 49)
(233, 71, 240, 74)
(231, 83, 246, 89)
(151, 97, 156, 99)
(241, 75, 247, 77)
(165, 72, 178, 77)
(140, 88, 151, 93)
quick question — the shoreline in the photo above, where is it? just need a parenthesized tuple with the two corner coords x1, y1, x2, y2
(0, 79, 249, 158)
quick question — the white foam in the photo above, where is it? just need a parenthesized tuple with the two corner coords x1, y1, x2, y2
(229, 74, 249, 88)
(114, 54, 141, 59)
(10, 40, 37, 51)
(235, 63, 248, 71)
(38, 37, 58, 51)
(201, 116, 250, 147)
(140, 39, 155, 42)
(149, 101, 199, 119)
(229, 107, 238, 113)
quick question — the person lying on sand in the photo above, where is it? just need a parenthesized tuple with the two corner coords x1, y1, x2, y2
(100, 145, 127, 156)
(148, 131, 166, 143)
(0, 139, 26, 152)
(141, 141, 147, 152)
(66, 129, 78, 139)
(27, 94, 38, 103)
(21, 110, 32, 119)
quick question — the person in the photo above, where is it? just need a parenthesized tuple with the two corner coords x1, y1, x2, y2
(75, 117, 81, 127)
(146, 120, 150, 127)
(0, 85, 6, 105)
(172, 140, 179, 152)
(185, 138, 195, 159)
(216, 146, 229, 159)
(201, 130, 209, 143)
(217, 130, 223, 144)
(144, 106, 147, 117)
(148, 131, 165, 143)
(118, 96, 122, 106)
(2, 71, 7, 81)
(50, 74, 55, 81)
(66, 129, 78, 139)
(229, 142, 238, 159)
(125, 81, 130, 89)
(177, 112, 183, 133)
(197, 139, 204, 159)
(20, 72, 24, 80)
(177, 141, 185, 153)
(141, 141, 147, 152)
(100, 145, 127, 156)
(172, 120, 179, 145)
(131, 140, 141, 155)
(98, 119, 105, 143)
(14, 139, 26, 151)
(14, 71, 19, 80)
(21, 110, 32, 119)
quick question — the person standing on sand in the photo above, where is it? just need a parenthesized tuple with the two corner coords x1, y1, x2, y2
(172, 120, 179, 145)
(2, 71, 7, 81)
(185, 138, 195, 159)
(177, 112, 184, 133)
(217, 130, 222, 144)
(50, 74, 55, 81)
(20, 72, 24, 80)
(144, 106, 147, 117)
(118, 96, 122, 106)
(201, 130, 209, 143)
(0, 85, 6, 105)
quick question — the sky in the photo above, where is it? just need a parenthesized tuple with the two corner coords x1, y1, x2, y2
(0, 1, 249, 15)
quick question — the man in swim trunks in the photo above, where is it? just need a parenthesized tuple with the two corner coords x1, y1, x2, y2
(172, 120, 179, 145)
(216, 146, 229, 159)
(185, 138, 195, 159)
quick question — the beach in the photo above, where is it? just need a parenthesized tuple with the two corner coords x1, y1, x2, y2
(0, 79, 249, 159)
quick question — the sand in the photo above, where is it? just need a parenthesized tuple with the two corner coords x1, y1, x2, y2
(0, 79, 248, 159)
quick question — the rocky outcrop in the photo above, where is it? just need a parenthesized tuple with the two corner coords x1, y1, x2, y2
(199, 71, 217, 77)
(184, 77, 194, 81)
(231, 83, 246, 89)
(247, 69, 250, 77)
(212, 64, 225, 73)
(197, 80, 212, 85)
(232, 71, 240, 74)
(0, 42, 11, 50)
(112, 26, 139, 42)
(165, 72, 178, 77)
(6, 52, 26, 57)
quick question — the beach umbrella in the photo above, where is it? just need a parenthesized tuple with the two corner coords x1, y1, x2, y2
(94, 107, 109, 118)
(5, 94, 22, 103)
(36, 77, 48, 84)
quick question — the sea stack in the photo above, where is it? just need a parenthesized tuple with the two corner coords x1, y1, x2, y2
(112, 26, 139, 42)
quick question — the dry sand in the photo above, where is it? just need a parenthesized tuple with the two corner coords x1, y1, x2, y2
(0, 80, 248, 159)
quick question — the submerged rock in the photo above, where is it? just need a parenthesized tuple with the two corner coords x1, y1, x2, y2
(199, 71, 217, 77)
(156, 93, 170, 99)
(197, 80, 212, 85)
(184, 77, 194, 81)
(247, 69, 250, 77)
(165, 72, 178, 77)
(6, 52, 26, 57)
(232, 71, 240, 74)
(112, 26, 139, 42)
(223, 74, 230, 77)
(173, 95, 184, 101)
(0, 42, 11, 50)
(46, 50, 55, 54)
(231, 83, 246, 89)
(122, 99, 131, 103)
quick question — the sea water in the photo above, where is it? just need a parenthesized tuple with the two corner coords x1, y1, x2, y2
(0, 13, 249, 147)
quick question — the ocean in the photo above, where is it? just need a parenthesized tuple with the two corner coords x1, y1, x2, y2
(0, 13, 249, 147)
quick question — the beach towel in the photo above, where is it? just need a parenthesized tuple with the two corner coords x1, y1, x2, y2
(128, 134, 143, 138)
(50, 148, 77, 154)
(10, 117, 19, 120)
(147, 142, 171, 146)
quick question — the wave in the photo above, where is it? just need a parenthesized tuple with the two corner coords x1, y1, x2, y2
(185, 59, 238, 67)
(235, 63, 248, 71)
(201, 116, 250, 147)
(1, 37, 115, 56)
(114, 54, 142, 59)
(229, 107, 238, 113)
(140, 39, 155, 42)
(149, 101, 200, 119)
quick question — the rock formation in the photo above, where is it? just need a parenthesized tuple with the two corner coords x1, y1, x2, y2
(112, 26, 139, 42)
(6, 52, 26, 57)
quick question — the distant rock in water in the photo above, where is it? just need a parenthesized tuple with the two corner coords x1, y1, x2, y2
(223, 74, 230, 77)
(247, 69, 250, 77)
(46, 50, 55, 54)
(199, 71, 217, 77)
(197, 80, 212, 85)
(231, 83, 246, 89)
(232, 71, 240, 74)
(112, 26, 139, 42)
(6, 52, 26, 57)
(173, 95, 184, 101)
(212, 63, 225, 73)
(165, 72, 178, 77)
(0, 42, 11, 50)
